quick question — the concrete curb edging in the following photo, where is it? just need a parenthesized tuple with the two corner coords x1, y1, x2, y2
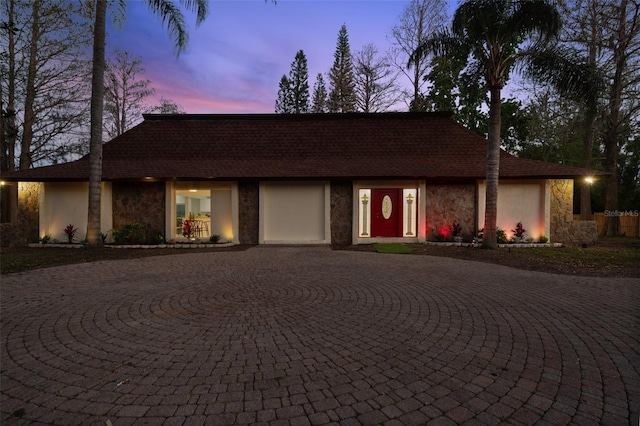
(27, 243, 235, 249)
(424, 242, 563, 248)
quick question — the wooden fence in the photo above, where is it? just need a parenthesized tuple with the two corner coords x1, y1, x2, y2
(573, 212, 640, 237)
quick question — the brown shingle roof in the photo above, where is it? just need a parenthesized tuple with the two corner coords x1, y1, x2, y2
(1, 112, 598, 182)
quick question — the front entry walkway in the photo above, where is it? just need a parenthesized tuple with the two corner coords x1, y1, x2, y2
(1, 247, 638, 425)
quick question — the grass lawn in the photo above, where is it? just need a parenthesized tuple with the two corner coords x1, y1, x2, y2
(1, 238, 638, 277)
(372, 243, 414, 254)
(0, 245, 250, 275)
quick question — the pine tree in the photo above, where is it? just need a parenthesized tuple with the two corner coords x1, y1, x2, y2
(275, 50, 310, 114)
(275, 75, 293, 113)
(328, 24, 357, 113)
(289, 50, 310, 113)
(311, 73, 328, 113)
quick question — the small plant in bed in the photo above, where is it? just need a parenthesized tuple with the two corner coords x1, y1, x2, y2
(63, 224, 78, 243)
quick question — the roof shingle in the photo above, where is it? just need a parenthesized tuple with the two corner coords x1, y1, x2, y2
(1, 112, 598, 182)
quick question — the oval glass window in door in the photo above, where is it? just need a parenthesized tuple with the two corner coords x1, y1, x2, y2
(381, 195, 393, 219)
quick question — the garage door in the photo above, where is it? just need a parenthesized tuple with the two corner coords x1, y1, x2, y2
(261, 182, 329, 243)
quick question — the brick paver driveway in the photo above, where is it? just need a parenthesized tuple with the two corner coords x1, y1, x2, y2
(1, 246, 638, 425)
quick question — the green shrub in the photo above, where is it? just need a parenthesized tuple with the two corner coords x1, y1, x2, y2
(152, 233, 166, 244)
(538, 236, 549, 243)
(209, 234, 222, 243)
(496, 228, 508, 244)
(111, 223, 146, 244)
(432, 233, 445, 242)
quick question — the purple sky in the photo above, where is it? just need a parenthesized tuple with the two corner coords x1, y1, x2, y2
(108, 1, 457, 114)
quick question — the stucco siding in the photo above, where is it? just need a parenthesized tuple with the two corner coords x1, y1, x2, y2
(210, 188, 235, 242)
(478, 180, 547, 240)
(40, 182, 111, 242)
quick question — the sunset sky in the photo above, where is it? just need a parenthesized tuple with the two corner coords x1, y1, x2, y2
(107, 1, 457, 114)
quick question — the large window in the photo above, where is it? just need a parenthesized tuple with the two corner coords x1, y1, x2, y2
(175, 189, 211, 240)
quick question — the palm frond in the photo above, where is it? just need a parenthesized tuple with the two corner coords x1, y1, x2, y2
(522, 47, 605, 110)
(505, 0, 561, 49)
(180, 0, 209, 26)
(146, 0, 188, 54)
(452, 0, 504, 41)
(109, 0, 127, 30)
(408, 31, 465, 69)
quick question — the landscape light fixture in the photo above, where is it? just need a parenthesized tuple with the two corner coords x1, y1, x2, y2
(585, 176, 594, 184)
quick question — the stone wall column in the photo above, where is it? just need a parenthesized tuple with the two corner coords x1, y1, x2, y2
(112, 182, 165, 243)
(330, 181, 353, 245)
(0, 182, 40, 246)
(549, 179, 598, 244)
(424, 184, 476, 241)
(238, 181, 259, 245)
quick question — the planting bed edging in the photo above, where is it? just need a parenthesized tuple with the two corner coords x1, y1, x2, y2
(27, 243, 235, 249)
(424, 242, 563, 248)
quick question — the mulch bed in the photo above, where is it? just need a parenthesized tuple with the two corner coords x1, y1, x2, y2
(334, 242, 640, 278)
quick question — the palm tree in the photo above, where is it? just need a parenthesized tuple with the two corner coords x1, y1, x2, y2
(411, 0, 561, 249)
(86, 0, 208, 246)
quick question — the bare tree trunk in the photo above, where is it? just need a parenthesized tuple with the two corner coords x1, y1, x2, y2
(0, 63, 17, 224)
(19, 0, 41, 170)
(86, 0, 107, 246)
(2, 0, 18, 224)
(579, 113, 595, 221)
(6, 0, 16, 172)
(602, 0, 628, 237)
(483, 85, 502, 249)
(411, 10, 425, 111)
(580, 30, 599, 221)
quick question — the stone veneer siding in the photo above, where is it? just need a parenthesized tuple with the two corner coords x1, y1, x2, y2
(112, 182, 165, 243)
(549, 179, 573, 242)
(238, 181, 259, 244)
(330, 181, 352, 245)
(0, 182, 40, 246)
(425, 184, 476, 241)
(549, 179, 598, 244)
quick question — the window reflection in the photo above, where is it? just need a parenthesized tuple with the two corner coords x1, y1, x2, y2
(175, 189, 211, 239)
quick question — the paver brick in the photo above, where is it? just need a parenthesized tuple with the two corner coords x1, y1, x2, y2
(0, 246, 637, 425)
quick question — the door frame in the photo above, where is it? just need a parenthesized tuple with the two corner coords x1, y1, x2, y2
(352, 180, 427, 245)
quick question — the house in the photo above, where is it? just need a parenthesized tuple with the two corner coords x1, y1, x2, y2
(0, 112, 598, 246)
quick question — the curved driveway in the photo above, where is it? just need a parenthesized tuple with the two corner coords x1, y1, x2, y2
(1, 246, 638, 425)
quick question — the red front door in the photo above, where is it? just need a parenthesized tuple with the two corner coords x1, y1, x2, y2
(371, 189, 403, 237)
